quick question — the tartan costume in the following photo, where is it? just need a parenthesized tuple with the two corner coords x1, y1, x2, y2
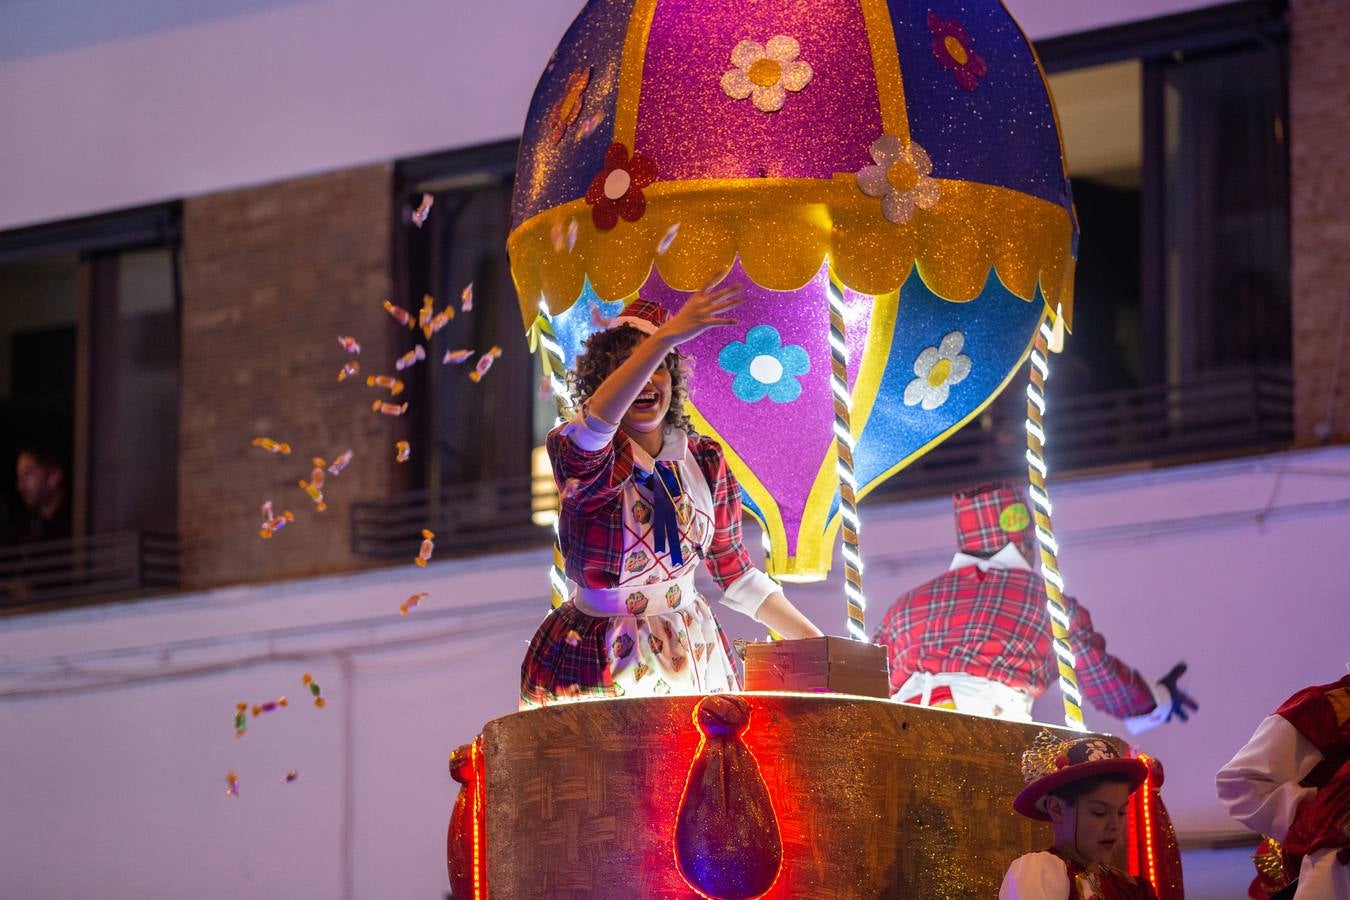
(520, 410, 777, 709)
(873, 481, 1160, 723)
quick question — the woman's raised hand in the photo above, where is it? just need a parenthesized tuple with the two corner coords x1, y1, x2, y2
(657, 282, 744, 345)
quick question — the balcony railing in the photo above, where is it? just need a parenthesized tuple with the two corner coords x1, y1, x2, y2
(350, 368, 1293, 559)
(351, 477, 553, 560)
(0, 531, 179, 611)
(871, 366, 1294, 499)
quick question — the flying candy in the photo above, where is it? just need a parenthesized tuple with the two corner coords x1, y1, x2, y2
(260, 500, 274, 524)
(252, 437, 292, 455)
(260, 510, 295, 539)
(234, 702, 248, 738)
(551, 218, 567, 253)
(401, 592, 427, 616)
(443, 348, 473, 364)
(366, 374, 405, 396)
(576, 110, 604, 140)
(395, 344, 426, 372)
(299, 460, 327, 511)
(252, 696, 288, 717)
(566, 218, 578, 252)
(337, 335, 361, 354)
(460, 283, 474, 313)
(396, 441, 411, 463)
(414, 529, 435, 568)
(411, 193, 434, 228)
(657, 223, 680, 255)
(383, 299, 415, 330)
(282, 770, 301, 784)
(427, 307, 454, 336)
(338, 361, 361, 382)
(468, 346, 503, 383)
(419, 294, 435, 339)
(590, 306, 612, 330)
(226, 772, 241, 798)
(372, 400, 409, 417)
(327, 450, 354, 476)
(302, 673, 326, 709)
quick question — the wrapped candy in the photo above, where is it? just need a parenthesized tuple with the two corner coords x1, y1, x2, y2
(327, 450, 354, 476)
(382, 299, 415, 330)
(251, 696, 288, 717)
(260, 510, 294, 539)
(260, 500, 274, 525)
(401, 592, 427, 616)
(226, 772, 240, 798)
(427, 307, 454, 336)
(302, 673, 326, 708)
(414, 529, 435, 567)
(395, 441, 411, 463)
(338, 361, 360, 382)
(419, 293, 435, 339)
(337, 335, 361, 355)
(443, 348, 473, 364)
(372, 400, 409, 417)
(234, 702, 248, 738)
(282, 770, 301, 784)
(251, 437, 292, 455)
(657, 223, 680, 255)
(460, 283, 474, 313)
(395, 344, 426, 372)
(411, 193, 434, 228)
(299, 460, 327, 511)
(366, 374, 405, 396)
(468, 346, 502, 383)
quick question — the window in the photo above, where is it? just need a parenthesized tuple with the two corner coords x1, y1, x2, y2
(0, 205, 180, 605)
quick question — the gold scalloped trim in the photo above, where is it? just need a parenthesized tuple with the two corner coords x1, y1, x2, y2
(509, 177, 1075, 331)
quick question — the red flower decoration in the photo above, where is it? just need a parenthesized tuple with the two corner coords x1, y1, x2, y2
(927, 11, 987, 92)
(585, 142, 658, 231)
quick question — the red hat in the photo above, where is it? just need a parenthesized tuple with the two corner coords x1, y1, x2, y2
(1013, 730, 1148, 821)
(608, 298, 670, 335)
(953, 481, 1036, 563)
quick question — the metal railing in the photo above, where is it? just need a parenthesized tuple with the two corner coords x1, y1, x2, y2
(872, 366, 1294, 499)
(350, 368, 1293, 558)
(351, 477, 553, 560)
(0, 531, 179, 611)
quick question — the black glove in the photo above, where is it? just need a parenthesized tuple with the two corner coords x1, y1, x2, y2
(1158, 661, 1199, 723)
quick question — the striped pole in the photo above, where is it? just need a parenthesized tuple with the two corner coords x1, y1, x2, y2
(533, 301, 573, 610)
(1024, 318, 1086, 731)
(827, 279, 867, 641)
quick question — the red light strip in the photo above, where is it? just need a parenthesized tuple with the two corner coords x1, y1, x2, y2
(472, 738, 485, 900)
(1138, 753, 1158, 892)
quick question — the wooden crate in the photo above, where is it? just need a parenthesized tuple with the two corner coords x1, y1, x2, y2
(742, 635, 890, 698)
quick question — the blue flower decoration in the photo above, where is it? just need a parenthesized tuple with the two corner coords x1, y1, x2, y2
(718, 325, 810, 403)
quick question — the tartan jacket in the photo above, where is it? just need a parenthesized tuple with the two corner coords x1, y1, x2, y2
(873, 558, 1157, 719)
(547, 419, 759, 596)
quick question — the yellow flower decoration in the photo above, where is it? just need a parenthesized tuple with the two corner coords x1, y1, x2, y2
(720, 35, 813, 113)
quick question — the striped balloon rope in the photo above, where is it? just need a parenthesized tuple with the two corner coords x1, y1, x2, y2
(532, 302, 573, 610)
(1024, 318, 1086, 731)
(827, 279, 867, 641)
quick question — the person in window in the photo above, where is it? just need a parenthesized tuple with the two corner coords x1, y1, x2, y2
(872, 481, 1196, 730)
(8, 442, 71, 545)
(1001, 730, 1157, 899)
(519, 289, 821, 709)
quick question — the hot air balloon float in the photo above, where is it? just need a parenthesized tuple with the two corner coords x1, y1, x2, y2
(446, 2, 1183, 897)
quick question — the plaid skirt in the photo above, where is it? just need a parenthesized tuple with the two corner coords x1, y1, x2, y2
(519, 598, 739, 710)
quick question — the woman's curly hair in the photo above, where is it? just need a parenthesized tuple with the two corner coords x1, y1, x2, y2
(568, 324, 694, 433)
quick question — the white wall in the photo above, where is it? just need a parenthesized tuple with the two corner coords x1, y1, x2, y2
(0, 0, 1228, 232)
(2, 445, 1346, 899)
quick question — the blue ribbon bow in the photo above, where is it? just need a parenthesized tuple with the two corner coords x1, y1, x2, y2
(638, 463, 684, 566)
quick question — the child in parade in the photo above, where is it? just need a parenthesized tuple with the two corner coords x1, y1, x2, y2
(520, 286, 821, 708)
(1001, 731, 1158, 899)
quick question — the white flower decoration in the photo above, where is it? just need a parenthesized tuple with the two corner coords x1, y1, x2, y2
(904, 331, 972, 410)
(721, 35, 813, 113)
(856, 135, 942, 224)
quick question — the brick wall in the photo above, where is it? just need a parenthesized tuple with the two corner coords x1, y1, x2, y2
(1291, 0, 1350, 444)
(179, 164, 410, 589)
